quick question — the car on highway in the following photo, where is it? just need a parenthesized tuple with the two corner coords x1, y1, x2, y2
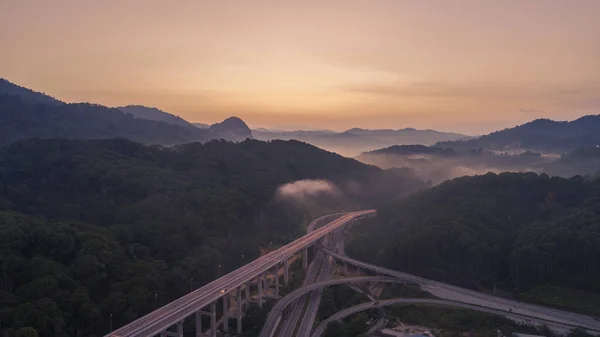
(220, 289, 227, 294)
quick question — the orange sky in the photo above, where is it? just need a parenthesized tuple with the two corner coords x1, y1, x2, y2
(1, 0, 599, 134)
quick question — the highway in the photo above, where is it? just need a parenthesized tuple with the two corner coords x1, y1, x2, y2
(311, 298, 600, 337)
(259, 276, 407, 337)
(277, 214, 343, 337)
(276, 251, 326, 337)
(295, 244, 333, 337)
(107, 210, 375, 337)
(319, 245, 600, 332)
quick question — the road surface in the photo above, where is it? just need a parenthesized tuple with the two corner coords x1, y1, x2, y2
(275, 213, 344, 337)
(277, 251, 326, 337)
(296, 247, 333, 337)
(277, 214, 344, 337)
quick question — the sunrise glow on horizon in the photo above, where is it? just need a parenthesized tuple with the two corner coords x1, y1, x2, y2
(1, 0, 599, 134)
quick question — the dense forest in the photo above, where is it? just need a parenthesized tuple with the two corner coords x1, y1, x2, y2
(347, 172, 600, 314)
(0, 138, 426, 337)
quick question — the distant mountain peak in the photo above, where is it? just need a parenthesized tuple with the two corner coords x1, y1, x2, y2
(209, 116, 253, 141)
(0, 80, 261, 146)
(346, 127, 366, 133)
(217, 116, 247, 126)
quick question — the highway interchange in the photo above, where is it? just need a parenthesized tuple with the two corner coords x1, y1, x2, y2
(319, 245, 600, 332)
(108, 209, 600, 337)
(261, 275, 600, 337)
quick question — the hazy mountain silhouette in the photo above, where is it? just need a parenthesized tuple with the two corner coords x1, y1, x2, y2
(117, 104, 252, 140)
(0, 80, 254, 146)
(117, 105, 196, 129)
(542, 146, 600, 177)
(253, 127, 470, 156)
(0, 78, 62, 105)
(0, 94, 210, 147)
(356, 144, 546, 184)
(437, 115, 600, 152)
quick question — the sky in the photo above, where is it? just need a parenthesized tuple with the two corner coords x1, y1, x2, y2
(1, 0, 599, 134)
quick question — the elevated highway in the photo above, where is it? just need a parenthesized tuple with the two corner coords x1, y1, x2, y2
(275, 214, 344, 337)
(107, 210, 376, 337)
(107, 209, 600, 337)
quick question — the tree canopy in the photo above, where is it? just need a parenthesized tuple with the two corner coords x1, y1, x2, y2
(348, 172, 600, 314)
(0, 137, 425, 336)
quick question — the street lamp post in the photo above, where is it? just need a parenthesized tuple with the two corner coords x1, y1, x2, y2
(155, 293, 158, 309)
(190, 277, 194, 293)
(109, 313, 113, 333)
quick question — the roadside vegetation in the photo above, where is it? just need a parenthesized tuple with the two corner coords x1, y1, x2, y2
(348, 172, 600, 316)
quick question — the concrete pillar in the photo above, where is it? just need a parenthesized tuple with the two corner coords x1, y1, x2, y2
(160, 331, 167, 337)
(195, 311, 202, 337)
(236, 287, 243, 334)
(274, 270, 280, 295)
(244, 282, 250, 301)
(223, 294, 229, 333)
(284, 259, 289, 284)
(344, 262, 348, 275)
(302, 248, 308, 270)
(264, 272, 269, 289)
(210, 302, 217, 337)
(257, 275, 263, 308)
(177, 321, 184, 337)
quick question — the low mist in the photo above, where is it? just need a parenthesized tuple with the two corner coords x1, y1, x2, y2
(276, 179, 341, 200)
(357, 152, 544, 185)
(275, 179, 348, 216)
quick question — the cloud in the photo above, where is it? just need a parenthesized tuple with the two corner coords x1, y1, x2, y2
(519, 108, 539, 113)
(341, 80, 600, 100)
(341, 81, 484, 98)
(276, 179, 341, 201)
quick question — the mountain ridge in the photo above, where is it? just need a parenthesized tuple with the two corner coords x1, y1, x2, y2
(436, 115, 600, 152)
(0, 78, 63, 105)
(0, 80, 253, 146)
(117, 105, 197, 129)
(253, 127, 470, 157)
